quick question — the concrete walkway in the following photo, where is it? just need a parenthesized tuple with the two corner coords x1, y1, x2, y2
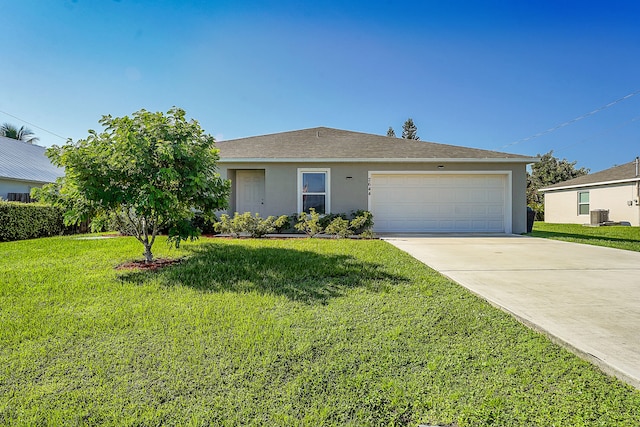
(383, 234, 640, 389)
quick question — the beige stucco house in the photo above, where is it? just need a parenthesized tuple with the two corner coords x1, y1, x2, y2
(215, 127, 536, 234)
(0, 136, 64, 202)
(540, 158, 640, 226)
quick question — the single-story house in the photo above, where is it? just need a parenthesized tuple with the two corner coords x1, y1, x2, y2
(215, 127, 537, 234)
(540, 158, 640, 226)
(0, 135, 65, 202)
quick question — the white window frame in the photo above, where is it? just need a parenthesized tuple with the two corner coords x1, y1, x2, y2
(577, 191, 590, 215)
(297, 168, 331, 214)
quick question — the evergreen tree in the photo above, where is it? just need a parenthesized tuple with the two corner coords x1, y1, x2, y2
(386, 126, 396, 137)
(401, 118, 419, 140)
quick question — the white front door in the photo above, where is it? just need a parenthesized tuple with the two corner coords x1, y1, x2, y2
(236, 170, 266, 215)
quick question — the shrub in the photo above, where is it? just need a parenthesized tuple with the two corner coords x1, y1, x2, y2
(214, 212, 288, 238)
(324, 216, 351, 238)
(350, 210, 374, 237)
(318, 212, 348, 229)
(321, 210, 375, 239)
(189, 212, 218, 235)
(273, 214, 296, 233)
(214, 212, 245, 238)
(0, 202, 65, 242)
(213, 210, 375, 239)
(295, 208, 324, 237)
(246, 214, 289, 238)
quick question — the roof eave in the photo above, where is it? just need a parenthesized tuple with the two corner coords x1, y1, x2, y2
(0, 176, 55, 185)
(540, 177, 640, 192)
(219, 157, 538, 164)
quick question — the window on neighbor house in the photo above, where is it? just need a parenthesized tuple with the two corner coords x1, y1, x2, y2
(298, 168, 330, 214)
(578, 191, 590, 215)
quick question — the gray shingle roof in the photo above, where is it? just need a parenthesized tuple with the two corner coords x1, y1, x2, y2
(216, 127, 536, 162)
(0, 136, 65, 183)
(542, 159, 640, 191)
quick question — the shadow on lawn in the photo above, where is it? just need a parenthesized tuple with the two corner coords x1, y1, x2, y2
(530, 230, 640, 246)
(119, 242, 409, 303)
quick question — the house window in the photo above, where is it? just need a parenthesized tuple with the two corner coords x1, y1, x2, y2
(298, 168, 330, 214)
(578, 191, 589, 215)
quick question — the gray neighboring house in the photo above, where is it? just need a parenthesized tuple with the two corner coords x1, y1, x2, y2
(541, 158, 640, 226)
(216, 127, 537, 234)
(0, 135, 65, 201)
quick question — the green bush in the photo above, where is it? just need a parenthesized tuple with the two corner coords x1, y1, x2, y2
(214, 212, 289, 238)
(318, 212, 348, 229)
(324, 216, 351, 238)
(214, 210, 375, 239)
(350, 210, 374, 237)
(295, 208, 324, 237)
(192, 212, 218, 235)
(0, 202, 66, 242)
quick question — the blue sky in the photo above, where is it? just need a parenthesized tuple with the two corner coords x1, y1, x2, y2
(2, 0, 640, 172)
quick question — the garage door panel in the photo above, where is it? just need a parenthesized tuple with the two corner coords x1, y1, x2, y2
(370, 173, 507, 233)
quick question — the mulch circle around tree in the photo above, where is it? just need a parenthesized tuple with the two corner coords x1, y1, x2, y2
(115, 258, 183, 271)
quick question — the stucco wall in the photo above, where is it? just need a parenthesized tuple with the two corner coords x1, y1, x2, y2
(544, 183, 640, 226)
(218, 161, 529, 233)
(0, 179, 40, 201)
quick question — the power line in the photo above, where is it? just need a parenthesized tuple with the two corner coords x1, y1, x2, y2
(498, 89, 640, 150)
(553, 113, 640, 154)
(0, 110, 69, 141)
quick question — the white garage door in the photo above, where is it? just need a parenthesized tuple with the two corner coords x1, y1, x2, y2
(369, 173, 508, 233)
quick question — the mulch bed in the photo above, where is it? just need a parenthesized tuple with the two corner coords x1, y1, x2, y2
(115, 258, 183, 271)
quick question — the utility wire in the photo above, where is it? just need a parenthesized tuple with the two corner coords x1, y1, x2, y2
(0, 110, 69, 141)
(553, 113, 640, 154)
(498, 89, 640, 150)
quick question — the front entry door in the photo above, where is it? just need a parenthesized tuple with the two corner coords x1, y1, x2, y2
(236, 170, 266, 215)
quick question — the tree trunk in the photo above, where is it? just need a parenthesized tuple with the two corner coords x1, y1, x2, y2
(143, 243, 153, 263)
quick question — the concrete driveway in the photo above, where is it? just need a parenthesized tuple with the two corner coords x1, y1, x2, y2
(383, 234, 640, 389)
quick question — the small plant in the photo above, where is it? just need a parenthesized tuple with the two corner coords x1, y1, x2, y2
(324, 216, 351, 238)
(191, 212, 218, 235)
(247, 214, 289, 238)
(214, 212, 289, 238)
(214, 212, 245, 237)
(295, 208, 324, 237)
(273, 214, 294, 233)
(319, 212, 348, 229)
(350, 210, 374, 237)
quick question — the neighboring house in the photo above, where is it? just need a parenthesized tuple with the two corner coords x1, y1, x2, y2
(215, 127, 537, 234)
(0, 135, 65, 201)
(540, 158, 640, 226)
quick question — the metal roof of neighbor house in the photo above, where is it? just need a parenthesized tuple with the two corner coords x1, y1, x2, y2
(541, 158, 640, 191)
(216, 127, 537, 163)
(0, 136, 65, 183)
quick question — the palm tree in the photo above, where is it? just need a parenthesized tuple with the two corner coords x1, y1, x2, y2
(1, 123, 39, 144)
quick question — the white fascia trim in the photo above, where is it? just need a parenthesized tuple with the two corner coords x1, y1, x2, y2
(220, 157, 537, 164)
(367, 170, 513, 234)
(540, 177, 640, 192)
(0, 176, 51, 185)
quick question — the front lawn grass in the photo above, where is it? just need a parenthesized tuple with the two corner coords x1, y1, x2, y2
(530, 222, 640, 252)
(1, 235, 639, 426)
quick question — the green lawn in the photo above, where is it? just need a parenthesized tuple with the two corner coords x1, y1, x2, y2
(1, 236, 640, 426)
(530, 222, 640, 252)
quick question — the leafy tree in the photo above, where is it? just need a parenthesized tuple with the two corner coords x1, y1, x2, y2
(401, 118, 419, 140)
(386, 126, 396, 137)
(37, 107, 230, 262)
(527, 150, 589, 219)
(1, 123, 39, 144)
